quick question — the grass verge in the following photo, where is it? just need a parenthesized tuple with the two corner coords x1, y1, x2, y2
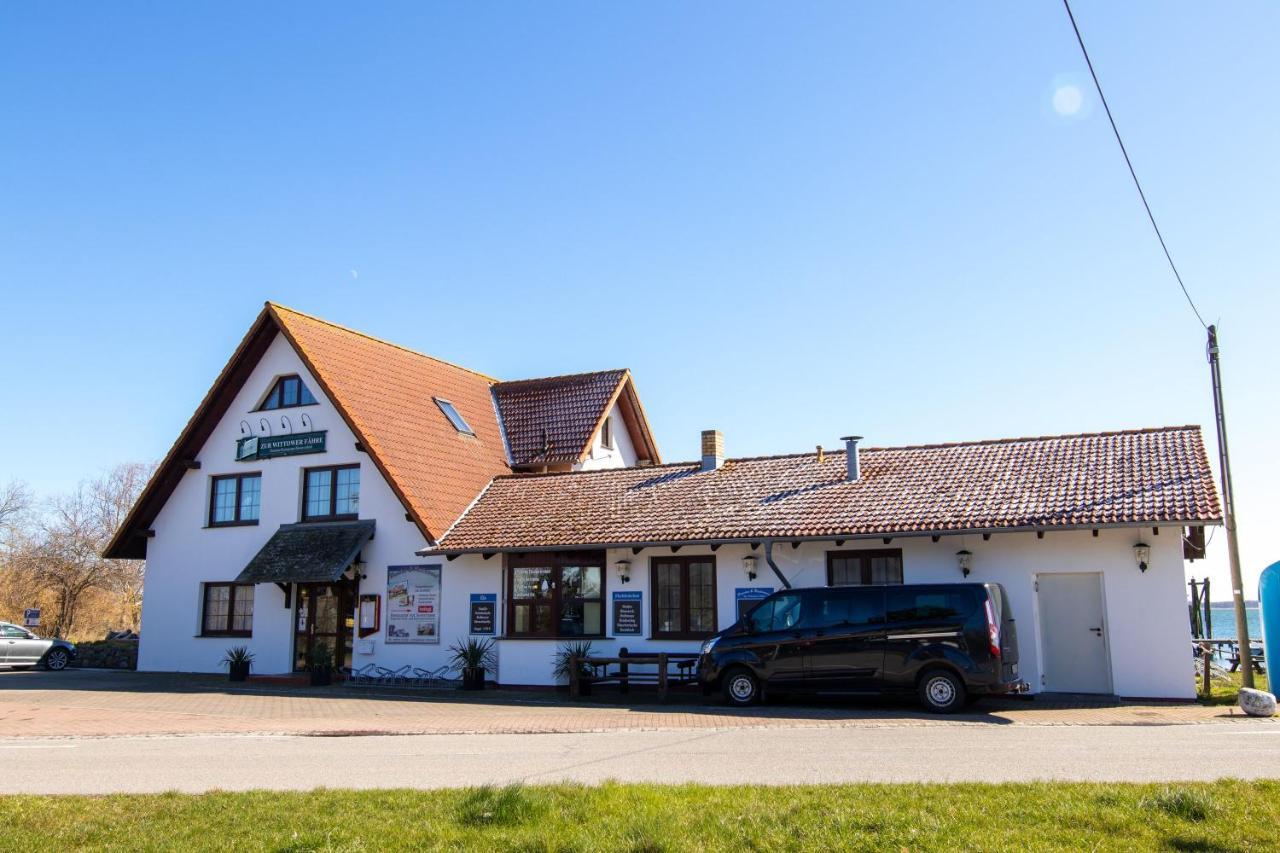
(1199, 669, 1270, 705)
(2, 781, 1278, 852)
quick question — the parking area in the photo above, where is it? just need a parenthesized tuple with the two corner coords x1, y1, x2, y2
(0, 669, 1267, 739)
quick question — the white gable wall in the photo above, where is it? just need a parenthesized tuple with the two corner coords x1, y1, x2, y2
(137, 332, 441, 673)
(576, 403, 638, 471)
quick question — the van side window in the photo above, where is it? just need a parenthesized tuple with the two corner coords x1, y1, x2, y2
(886, 588, 977, 622)
(750, 593, 803, 632)
(805, 589, 885, 629)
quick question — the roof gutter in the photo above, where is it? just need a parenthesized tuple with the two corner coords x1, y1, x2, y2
(417, 518, 1220, 557)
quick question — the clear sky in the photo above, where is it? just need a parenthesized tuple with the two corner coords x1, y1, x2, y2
(2, 3, 1276, 595)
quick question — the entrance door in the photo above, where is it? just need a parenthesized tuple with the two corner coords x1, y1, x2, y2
(1037, 573, 1112, 694)
(295, 582, 355, 671)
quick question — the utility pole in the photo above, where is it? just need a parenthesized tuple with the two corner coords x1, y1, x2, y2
(1206, 324, 1254, 688)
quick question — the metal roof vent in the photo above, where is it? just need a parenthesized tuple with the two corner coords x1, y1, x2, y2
(840, 435, 863, 482)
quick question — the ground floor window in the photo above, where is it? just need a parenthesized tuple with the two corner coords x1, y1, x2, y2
(826, 549, 903, 586)
(201, 583, 254, 636)
(506, 551, 605, 638)
(650, 556, 717, 639)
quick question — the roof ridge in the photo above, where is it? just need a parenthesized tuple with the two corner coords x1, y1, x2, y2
(266, 301, 499, 383)
(494, 368, 629, 388)
(487, 424, 1206, 482)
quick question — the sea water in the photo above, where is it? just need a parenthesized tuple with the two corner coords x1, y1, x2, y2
(1208, 604, 1263, 642)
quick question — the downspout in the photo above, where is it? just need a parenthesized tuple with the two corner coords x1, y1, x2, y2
(763, 539, 792, 589)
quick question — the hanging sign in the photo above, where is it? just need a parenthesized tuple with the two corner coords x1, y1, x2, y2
(735, 587, 774, 620)
(23, 608, 40, 628)
(469, 593, 497, 635)
(612, 591, 642, 635)
(236, 431, 326, 462)
(386, 565, 441, 644)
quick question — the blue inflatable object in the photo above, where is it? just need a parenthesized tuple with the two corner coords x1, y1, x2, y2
(1261, 561, 1280, 671)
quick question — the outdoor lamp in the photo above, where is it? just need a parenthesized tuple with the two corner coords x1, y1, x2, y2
(743, 554, 758, 581)
(615, 558, 632, 584)
(955, 549, 973, 577)
(1133, 542, 1151, 573)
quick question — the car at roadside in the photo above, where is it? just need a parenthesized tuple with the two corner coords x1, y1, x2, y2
(697, 582, 1026, 713)
(0, 622, 76, 671)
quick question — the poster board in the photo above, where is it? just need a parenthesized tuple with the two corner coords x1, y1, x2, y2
(358, 594, 381, 638)
(734, 587, 774, 620)
(469, 593, 496, 635)
(386, 565, 442, 644)
(612, 591, 642, 635)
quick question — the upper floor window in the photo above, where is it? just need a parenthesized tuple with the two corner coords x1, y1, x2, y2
(434, 398, 474, 435)
(259, 375, 317, 411)
(600, 417, 613, 450)
(826, 549, 903, 586)
(209, 473, 261, 526)
(303, 464, 359, 520)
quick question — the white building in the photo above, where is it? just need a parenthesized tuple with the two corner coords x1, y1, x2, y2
(108, 303, 1220, 699)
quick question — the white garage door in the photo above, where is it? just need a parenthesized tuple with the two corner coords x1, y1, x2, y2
(1038, 572, 1113, 694)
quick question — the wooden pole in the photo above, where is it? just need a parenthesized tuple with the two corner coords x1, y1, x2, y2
(657, 653, 668, 703)
(1207, 325, 1254, 688)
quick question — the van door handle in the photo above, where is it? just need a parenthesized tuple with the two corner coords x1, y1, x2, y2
(1089, 627, 1103, 635)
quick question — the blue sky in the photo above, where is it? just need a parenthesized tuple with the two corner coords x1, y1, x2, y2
(2, 3, 1277, 592)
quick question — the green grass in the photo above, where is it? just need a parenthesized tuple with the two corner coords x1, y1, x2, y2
(2, 782, 1279, 852)
(1199, 669, 1270, 705)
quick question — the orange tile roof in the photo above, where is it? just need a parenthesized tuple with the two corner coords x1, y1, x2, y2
(271, 304, 512, 542)
(434, 426, 1222, 551)
(494, 370, 629, 466)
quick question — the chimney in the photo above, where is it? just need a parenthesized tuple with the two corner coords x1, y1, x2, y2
(701, 430, 724, 471)
(841, 435, 863, 482)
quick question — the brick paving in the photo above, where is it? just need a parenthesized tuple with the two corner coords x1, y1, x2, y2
(0, 670, 1270, 739)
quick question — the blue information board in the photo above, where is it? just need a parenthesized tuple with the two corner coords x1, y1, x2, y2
(735, 587, 774, 620)
(612, 591, 642, 635)
(469, 593, 497, 635)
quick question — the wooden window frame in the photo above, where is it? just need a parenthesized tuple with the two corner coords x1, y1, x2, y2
(302, 464, 360, 522)
(600, 417, 613, 450)
(208, 473, 262, 527)
(649, 555, 719, 640)
(504, 551, 606, 640)
(257, 374, 317, 412)
(200, 582, 254, 637)
(825, 548, 904, 586)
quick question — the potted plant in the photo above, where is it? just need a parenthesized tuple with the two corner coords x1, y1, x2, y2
(221, 646, 254, 682)
(309, 645, 334, 687)
(448, 637, 496, 690)
(552, 640, 596, 696)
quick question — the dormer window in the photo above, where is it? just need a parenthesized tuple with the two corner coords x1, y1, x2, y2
(259, 375, 317, 411)
(600, 417, 613, 450)
(434, 398, 474, 435)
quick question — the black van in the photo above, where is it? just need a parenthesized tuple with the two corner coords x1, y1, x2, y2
(697, 583, 1025, 713)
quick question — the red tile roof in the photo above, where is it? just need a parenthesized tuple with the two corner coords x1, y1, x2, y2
(494, 370, 629, 466)
(434, 426, 1222, 551)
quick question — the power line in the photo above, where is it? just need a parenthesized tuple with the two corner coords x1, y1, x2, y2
(1061, 0, 1208, 329)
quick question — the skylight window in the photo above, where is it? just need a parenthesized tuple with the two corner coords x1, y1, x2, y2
(434, 398, 474, 435)
(259, 375, 317, 410)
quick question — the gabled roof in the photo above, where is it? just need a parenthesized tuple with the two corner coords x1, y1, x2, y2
(105, 303, 512, 558)
(493, 369, 660, 467)
(431, 426, 1222, 552)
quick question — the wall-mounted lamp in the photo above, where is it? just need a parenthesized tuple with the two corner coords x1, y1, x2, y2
(615, 558, 632, 584)
(1133, 542, 1151, 573)
(955, 549, 973, 577)
(743, 554, 758, 582)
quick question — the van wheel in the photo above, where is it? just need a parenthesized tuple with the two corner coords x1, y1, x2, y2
(722, 668, 761, 707)
(918, 669, 965, 713)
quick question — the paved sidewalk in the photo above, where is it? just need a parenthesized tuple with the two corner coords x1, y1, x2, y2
(0, 669, 1269, 739)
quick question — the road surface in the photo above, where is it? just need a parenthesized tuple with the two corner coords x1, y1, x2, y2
(2, 723, 1277, 794)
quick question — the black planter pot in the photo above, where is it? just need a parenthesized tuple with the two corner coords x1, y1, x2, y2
(310, 668, 332, 687)
(462, 667, 485, 690)
(228, 661, 250, 682)
(578, 677, 593, 696)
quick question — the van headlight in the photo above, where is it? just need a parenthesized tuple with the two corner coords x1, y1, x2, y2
(700, 636, 719, 656)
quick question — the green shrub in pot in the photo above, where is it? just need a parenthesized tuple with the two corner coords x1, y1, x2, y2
(448, 637, 497, 690)
(221, 646, 254, 682)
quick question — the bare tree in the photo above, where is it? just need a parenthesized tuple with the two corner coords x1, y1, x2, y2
(3, 464, 152, 638)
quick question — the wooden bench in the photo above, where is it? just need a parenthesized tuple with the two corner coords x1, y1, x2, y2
(569, 647, 700, 702)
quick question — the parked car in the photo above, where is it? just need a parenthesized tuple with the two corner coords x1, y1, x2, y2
(0, 622, 76, 671)
(698, 582, 1026, 712)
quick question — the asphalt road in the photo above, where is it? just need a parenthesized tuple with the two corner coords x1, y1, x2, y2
(3, 724, 1277, 794)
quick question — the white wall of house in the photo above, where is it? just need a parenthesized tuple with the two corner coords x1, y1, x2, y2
(447, 527, 1194, 698)
(138, 332, 443, 674)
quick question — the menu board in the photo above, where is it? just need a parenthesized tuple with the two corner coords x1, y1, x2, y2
(469, 593, 497, 635)
(385, 565, 442, 644)
(612, 591, 642, 635)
